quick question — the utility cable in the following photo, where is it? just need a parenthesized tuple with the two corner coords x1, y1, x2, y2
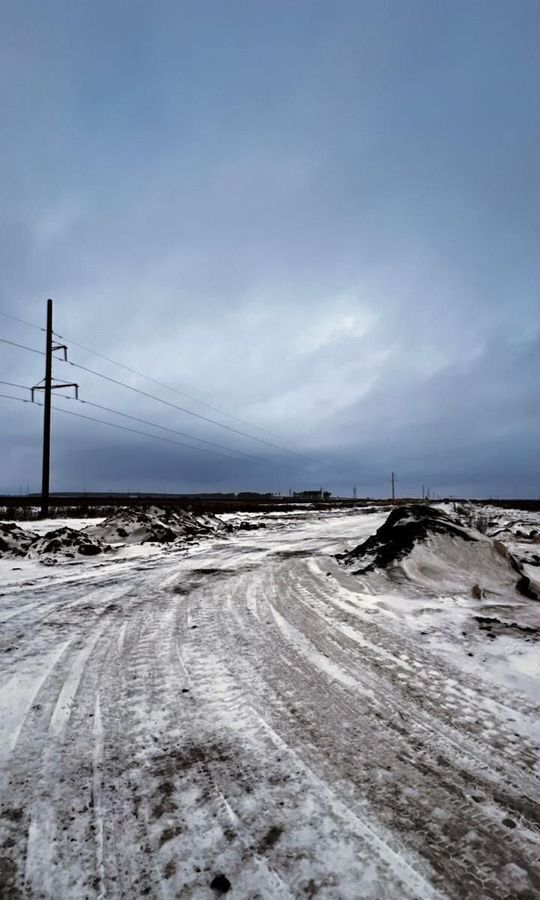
(0, 330, 361, 481)
(0, 391, 34, 404)
(0, 367, 302, 471)
(0, 337, 45, 357)
(0, 380, 31, 392)
(0, 311, 46, 332)
(60, 356, 305, 457)
(0, 392, 304, 472)
(2, 310, 296, 446)
(62, 357, 360, 479)
(54, 394, 301, 471)
(53, 328, 296, 447)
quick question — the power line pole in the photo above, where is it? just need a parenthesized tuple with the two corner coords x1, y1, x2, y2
(391, 471, 396, 501)
(353, 484, 357, 500)
(32, 299, 78, 519)
(40, 299, 53, 519)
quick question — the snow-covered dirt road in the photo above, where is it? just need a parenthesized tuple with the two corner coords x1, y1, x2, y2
(0, 511, 539, 899)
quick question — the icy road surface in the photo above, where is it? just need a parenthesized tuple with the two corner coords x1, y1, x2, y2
(0, 511, 539, 899)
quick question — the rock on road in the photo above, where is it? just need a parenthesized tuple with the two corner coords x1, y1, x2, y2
(0, 511, 539, 899)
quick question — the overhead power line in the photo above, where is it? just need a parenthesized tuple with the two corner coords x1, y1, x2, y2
(53, 406, 286, 468)
(0, 374, 300, 472)
(1, 332, 302, 458)
(60, 356, 305, 458)
(1, 326, 361, 482)
(53, 328, 296, 447)
(0, 391, 369, 486)
(0, 309, 295, 445)
(0, 391, 34, 404)
(0, 311, 46, 332)
(0, 391, 303, 472)
(54, 394, 301, 471)
(60, 360, 362, 481)
(0, 337, 45, 356)
(0, 379, 31, 392)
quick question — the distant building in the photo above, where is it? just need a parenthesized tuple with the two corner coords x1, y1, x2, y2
(292, 489, 331, 501)
(236, 492, 275, 499)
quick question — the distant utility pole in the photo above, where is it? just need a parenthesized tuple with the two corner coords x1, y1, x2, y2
(353, 485, 357, 500)
(421, 484, 425, 500)
(31, 299, 78, 518)
(391, 471, 396, 501)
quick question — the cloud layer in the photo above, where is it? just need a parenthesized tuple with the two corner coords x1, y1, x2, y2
(1, 1, 538, 498)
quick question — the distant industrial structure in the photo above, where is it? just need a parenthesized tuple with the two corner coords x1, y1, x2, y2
(293, 489, 331, 501)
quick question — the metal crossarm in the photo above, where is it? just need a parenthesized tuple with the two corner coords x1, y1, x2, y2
(31, 382, 79, 401)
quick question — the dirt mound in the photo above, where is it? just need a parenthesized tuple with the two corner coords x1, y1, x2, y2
(338, 505, 476, 572)
(87, 506, 228, 545)
(26, 527, 109, 561)
(235, 519, 266, 531)
(0, 522, 38, 557)
(338, 505, 539, 600)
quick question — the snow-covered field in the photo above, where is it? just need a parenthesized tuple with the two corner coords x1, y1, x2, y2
(0, 506, 539, 899)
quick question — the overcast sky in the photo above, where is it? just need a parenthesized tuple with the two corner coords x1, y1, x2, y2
(0, 0, 538, 498)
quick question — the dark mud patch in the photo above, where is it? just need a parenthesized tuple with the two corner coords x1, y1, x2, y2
(0, 854, 23, 900)
(256, 824, 284, 853)
(159, 824, 183, 846)
(192, 567, 229, 577)
(210, 873, 231, 893)
(474, 616, 539, 639)
(171, 564, 259, 595)
(1, 808, 23, 823)
(172, 584, 193, 595)
(164, 860, 176, 879)
(272, 549, 311, 560)
(150, 770, 175, 816)
(515, 573, 540, 601)
(150, 742, 233, 785)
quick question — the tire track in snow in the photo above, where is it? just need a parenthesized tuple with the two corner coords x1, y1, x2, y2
(0, 574, 157, 898)
(211, 562, 540, 899)
(180, 579, 446, 900)
(275, 563, 540, 797)
(1, 509, 538, 899)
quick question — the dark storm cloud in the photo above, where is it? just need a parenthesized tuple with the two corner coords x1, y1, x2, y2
(0, 0, 538, 497)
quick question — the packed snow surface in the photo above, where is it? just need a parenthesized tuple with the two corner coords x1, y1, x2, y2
(0, 505, 539, 899)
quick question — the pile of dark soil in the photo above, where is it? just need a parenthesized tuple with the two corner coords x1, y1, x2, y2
(337, 505, 476, 573)
(474, 616, 539, 638)
(235, 520, 266, 531)
(27, 527, 109, 561)
(0, 522, 38, 557)
(338, 505, 540, 600)
(88, 506, 209, 545)
(89, 505, 269, 546)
